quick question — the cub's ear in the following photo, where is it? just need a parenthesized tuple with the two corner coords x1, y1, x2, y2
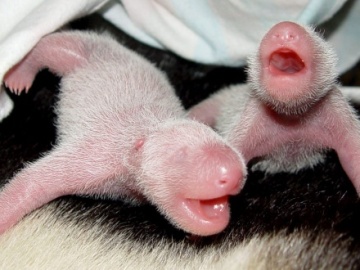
(135, 138, 145, 150)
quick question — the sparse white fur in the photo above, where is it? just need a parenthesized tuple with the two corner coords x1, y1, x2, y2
(248, 24, 338, 115)
(189, 22, 360, 182)
(0, 31, 246, 236)
(190, 84, 328, 174)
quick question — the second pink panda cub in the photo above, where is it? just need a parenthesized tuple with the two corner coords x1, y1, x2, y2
(190, 21, 360, 194)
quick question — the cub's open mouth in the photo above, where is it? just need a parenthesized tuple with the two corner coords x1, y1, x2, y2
(186, 196, 230, 220)
(269, 49, 305, 74)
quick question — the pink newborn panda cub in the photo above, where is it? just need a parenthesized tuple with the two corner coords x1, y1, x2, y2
(0, 31, 246, 236)
(189, 21, 360, 194)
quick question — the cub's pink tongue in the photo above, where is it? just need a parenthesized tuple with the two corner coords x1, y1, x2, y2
(199, 196, 229, 218)
(270, 49, 305, 74)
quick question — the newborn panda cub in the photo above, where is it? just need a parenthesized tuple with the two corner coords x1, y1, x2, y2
(0, 31, 247, 236)
(189, 21, 360, 194)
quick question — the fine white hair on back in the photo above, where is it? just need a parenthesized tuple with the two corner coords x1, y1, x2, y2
(153, 119, 230, 147)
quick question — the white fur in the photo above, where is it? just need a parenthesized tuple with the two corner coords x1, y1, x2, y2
(198, 85, 328, 174)
(189, 22, 360, 175)
(0, 31, 246, 236)
(0, 202, 355, 269)
(248, 24, 338, 115)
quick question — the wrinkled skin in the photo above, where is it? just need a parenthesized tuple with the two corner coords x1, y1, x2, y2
(189, 21, 360, 194)
(0, 31, 246, 236)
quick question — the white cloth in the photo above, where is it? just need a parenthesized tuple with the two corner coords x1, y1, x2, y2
(102, 0, 359, 73)
(0, 0, 359, 120)
(0, 0, 108, 84)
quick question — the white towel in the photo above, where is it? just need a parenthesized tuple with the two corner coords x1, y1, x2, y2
(0, 0, 359, 120)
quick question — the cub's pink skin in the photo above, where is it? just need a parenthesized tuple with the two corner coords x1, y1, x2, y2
(0, 31, 246, 236)
(189, 21, 360, 194)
